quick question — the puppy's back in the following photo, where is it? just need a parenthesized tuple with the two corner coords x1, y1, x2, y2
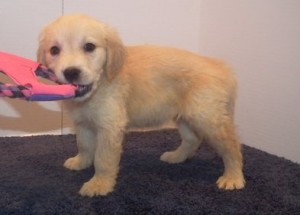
(122, 45, 237, 128)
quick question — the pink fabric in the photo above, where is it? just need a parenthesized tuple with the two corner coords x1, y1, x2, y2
(0, 52, 75, 100)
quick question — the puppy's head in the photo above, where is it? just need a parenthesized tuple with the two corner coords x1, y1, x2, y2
(38, 14, 126, 101)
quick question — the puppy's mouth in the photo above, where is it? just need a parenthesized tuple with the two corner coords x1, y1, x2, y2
(74, 83, 93, 97)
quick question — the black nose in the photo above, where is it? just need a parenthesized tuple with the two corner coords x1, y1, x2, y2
(63, 67, 81, 83)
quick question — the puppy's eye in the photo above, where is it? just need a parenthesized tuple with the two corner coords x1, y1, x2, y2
(83, 43, 96, 53)
(50, 46, 60, 56)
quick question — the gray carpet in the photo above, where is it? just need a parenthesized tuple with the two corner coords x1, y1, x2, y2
(0, 130, 299, 214)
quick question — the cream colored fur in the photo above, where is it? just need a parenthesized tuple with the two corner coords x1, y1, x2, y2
(38, 14, 245, 197)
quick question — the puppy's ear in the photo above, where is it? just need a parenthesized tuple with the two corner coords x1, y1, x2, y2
(37, 31, 46, 65)
(105, 28, 126, 81)
(37, 46, 45, 65)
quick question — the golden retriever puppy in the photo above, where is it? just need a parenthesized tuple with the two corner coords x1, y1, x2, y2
(38, 14, 245, 197)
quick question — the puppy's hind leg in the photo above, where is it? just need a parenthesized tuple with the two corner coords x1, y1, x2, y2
(206, 118, 245, 190)
(160, 121, 202, 164)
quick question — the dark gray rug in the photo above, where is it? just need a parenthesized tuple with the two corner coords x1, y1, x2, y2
(0, 130, 299, 215)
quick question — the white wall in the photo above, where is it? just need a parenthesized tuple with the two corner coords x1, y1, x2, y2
(0, 1, 299, 163)
(198, 0, 300, 163)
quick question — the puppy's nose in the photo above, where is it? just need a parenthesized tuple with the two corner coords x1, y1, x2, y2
(63, 67, 81, 83)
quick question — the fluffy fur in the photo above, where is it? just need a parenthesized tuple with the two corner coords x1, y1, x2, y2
(38, 14, 245, 197)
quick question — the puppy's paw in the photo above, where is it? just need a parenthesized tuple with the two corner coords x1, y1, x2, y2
(160, 151, 187, 164)
(79, 176, 115, 197)
(64, 155, 90, 171)
(217, 174, 245, 190)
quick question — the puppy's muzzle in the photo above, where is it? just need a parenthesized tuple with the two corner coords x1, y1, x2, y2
(63, 67, 81, 83)
(62, 67, 94, 98)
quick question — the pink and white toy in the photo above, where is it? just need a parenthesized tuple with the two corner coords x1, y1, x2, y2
(0, 51, 88, 101)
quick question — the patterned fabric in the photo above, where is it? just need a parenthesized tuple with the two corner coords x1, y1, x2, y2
(35, 66, 60, 84)
(1, 66, 91, 100)
(0, 81, 30, 99)
(0, 67, 59, 99)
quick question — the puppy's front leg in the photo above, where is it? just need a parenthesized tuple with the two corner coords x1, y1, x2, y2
(64, 126, 96, 171)
(79, 128, 124, 197)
